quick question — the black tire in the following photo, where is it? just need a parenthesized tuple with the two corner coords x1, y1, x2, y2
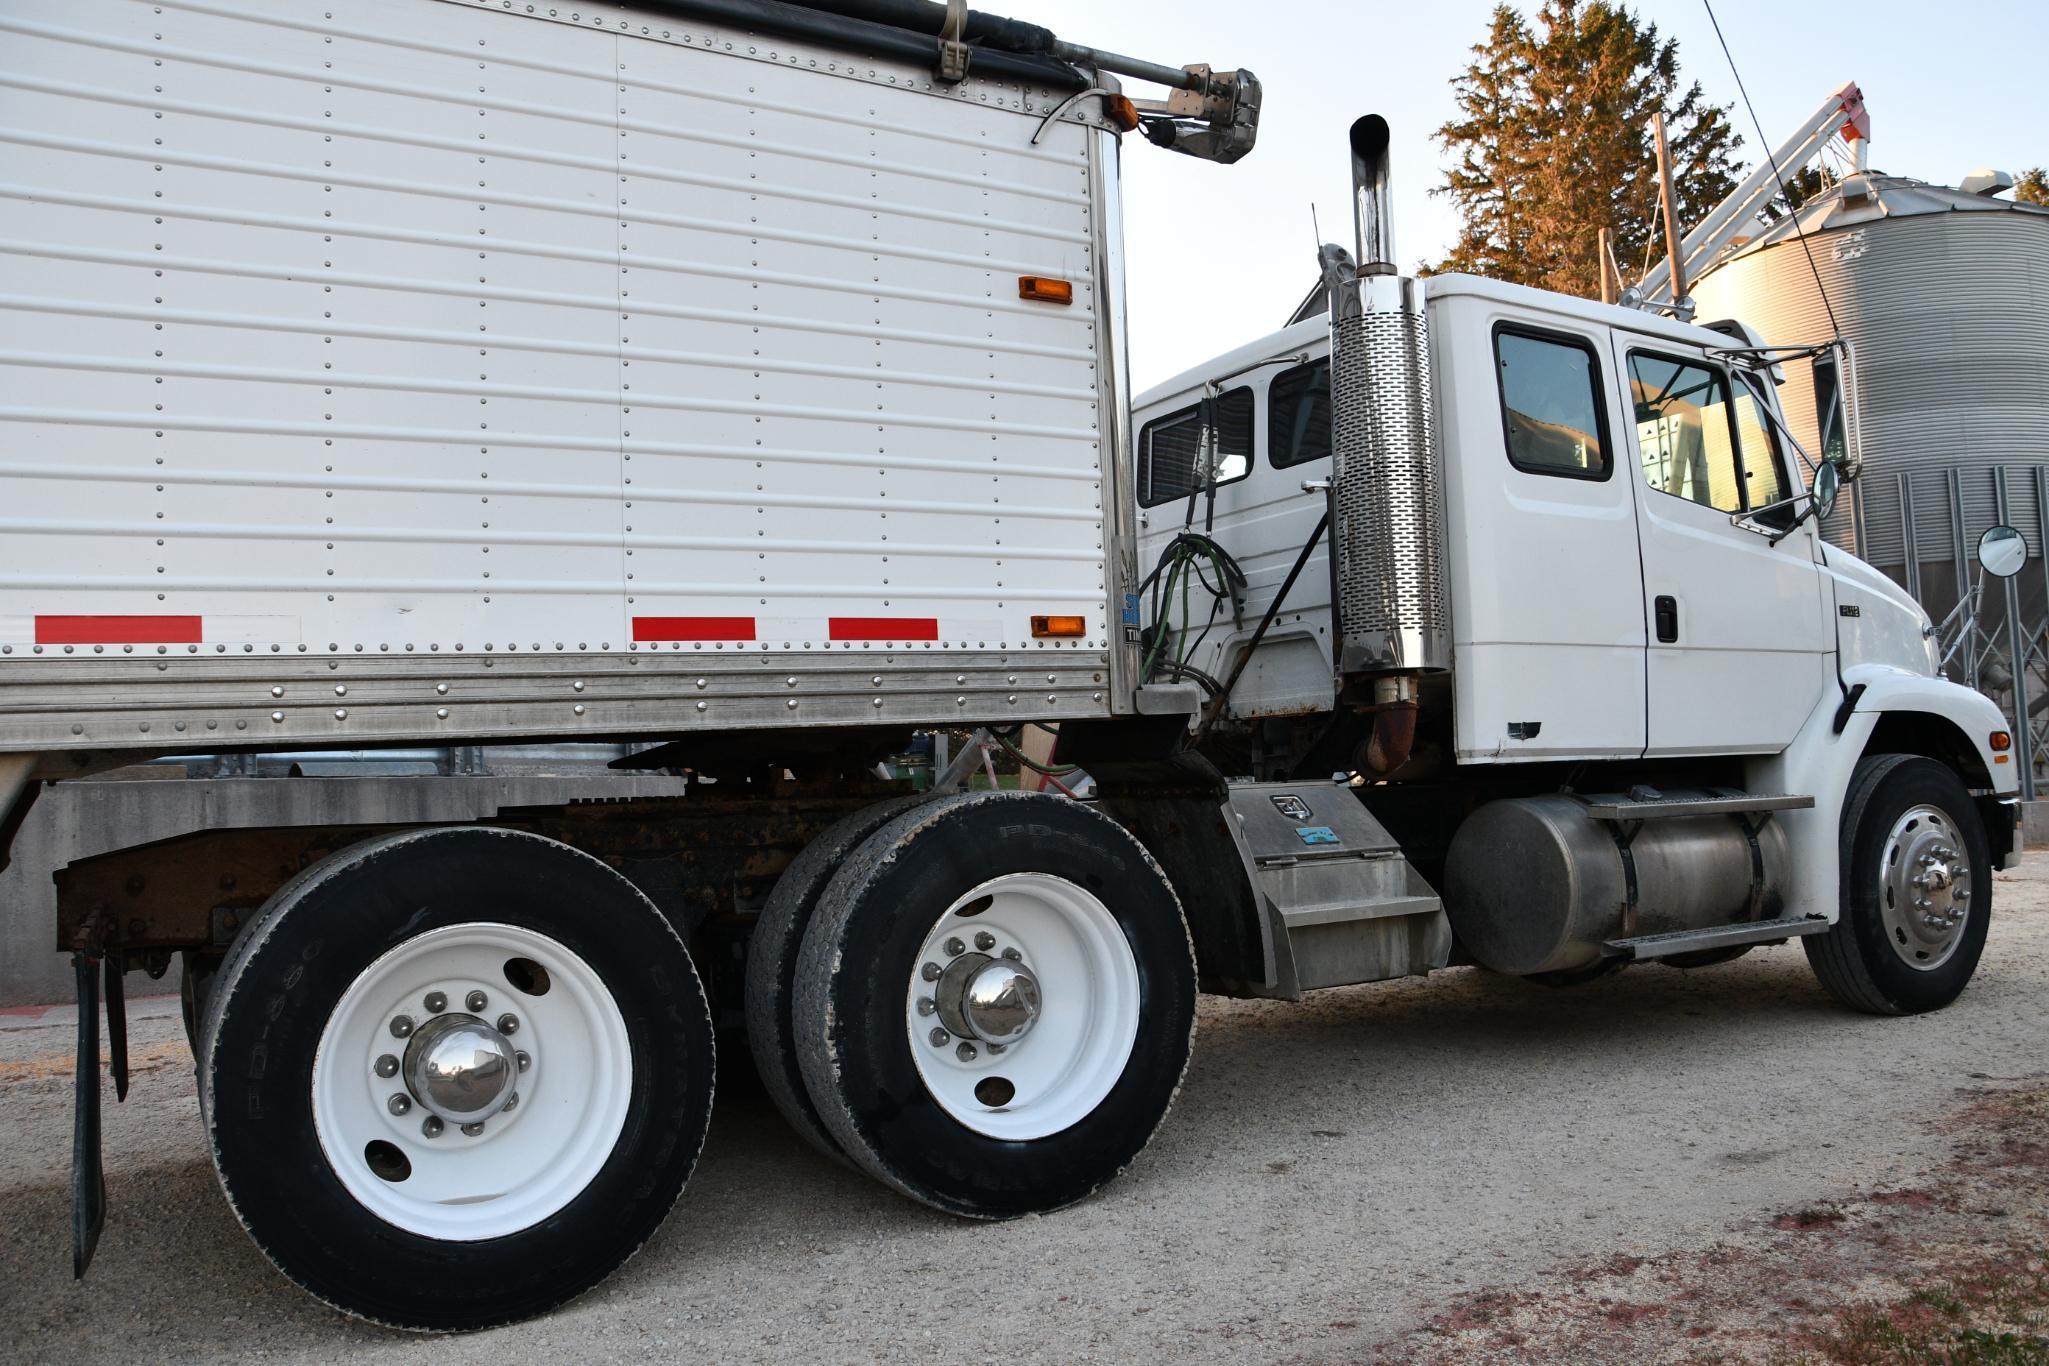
(198, 827, 714, 1331)
(1805, 754, 1992, 1015)
(793, 791, 1196, 1219)
(744, 794, 929, 1162)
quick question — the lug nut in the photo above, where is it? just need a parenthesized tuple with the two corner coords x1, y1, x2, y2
(461, 1121, 485, 1137)
(502, 1091, 519, 1114)
(497, 1013, 519, 1036)
(374, 1054, 399, 1078)
(466, 990, 488, 1012)
(421, 1115, 444, 1138)
(1001, 947, 1022, 962)
(928, 1027, 949, 1047)
(921, 962, 942, 982)
(515, 1049, 531, 1072)
(944, 937, 966, 957)
(389, 1015, 415, 1039)
(424, 991, 447, 1013)
(974, 930, 996, 951)
(917, 998, 937, 1016)
(387, 1093, 411, 1116)
(989, 1043, 1007, 1055)
(955, 1041, 978, 1062)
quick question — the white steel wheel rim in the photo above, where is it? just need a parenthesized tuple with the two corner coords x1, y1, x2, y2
(311, 922, 632, 1240)
(904, 872, 1140, 1141)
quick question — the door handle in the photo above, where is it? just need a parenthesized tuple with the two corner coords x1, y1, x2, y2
(1654, 595, 1679, 643)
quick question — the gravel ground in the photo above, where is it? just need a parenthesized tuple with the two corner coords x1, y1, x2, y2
(3, 855, 2045, 1363)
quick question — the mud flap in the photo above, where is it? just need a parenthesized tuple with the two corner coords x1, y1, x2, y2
(70, 947, 128, 1278)
(71, 951, 104, 1278)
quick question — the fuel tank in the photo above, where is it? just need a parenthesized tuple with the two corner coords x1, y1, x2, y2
(1443, 793, 1790, 975)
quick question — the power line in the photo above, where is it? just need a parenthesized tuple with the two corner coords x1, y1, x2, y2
(1701, 0, 1844, 338)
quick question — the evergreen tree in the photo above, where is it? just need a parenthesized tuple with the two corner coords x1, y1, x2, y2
(2016, 167, 2049, 207)
(1761, 164, 1836, 223)
(1432, 0, 1742, 298)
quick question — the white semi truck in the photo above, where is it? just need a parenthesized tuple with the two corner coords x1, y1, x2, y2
(0, 0, 2017, 1332)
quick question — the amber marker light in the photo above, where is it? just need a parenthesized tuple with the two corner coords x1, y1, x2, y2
(1018, 276, 1073, 305)
(1103, 93, 1140, 132)
(1031, 615, 1087, 638)
(1991, 730, 2012, 751)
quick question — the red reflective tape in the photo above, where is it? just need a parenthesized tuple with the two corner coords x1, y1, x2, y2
(829, 616, 939, 641)
(632, 615, 756, 641)
(35, 615, 204, 644)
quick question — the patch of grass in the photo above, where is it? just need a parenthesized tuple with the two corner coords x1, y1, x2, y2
(1801, 1256, 2049, 1365)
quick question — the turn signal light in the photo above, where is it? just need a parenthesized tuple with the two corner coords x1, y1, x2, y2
(1018, 276, 1073, 305)
(1031, 615, 1087, 638)
(1992, 731, 2012, 751)
(1103, 93, 1140, 132)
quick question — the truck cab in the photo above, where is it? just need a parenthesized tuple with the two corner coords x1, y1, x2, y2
(1137, 274, 1860, 766)
(1123, 123, 2017, 1011)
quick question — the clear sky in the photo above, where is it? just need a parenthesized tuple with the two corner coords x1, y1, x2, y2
(1012, 0, 2048, 391)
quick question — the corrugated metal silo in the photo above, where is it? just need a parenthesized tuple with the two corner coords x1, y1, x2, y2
(1689, 174, 2049, 624)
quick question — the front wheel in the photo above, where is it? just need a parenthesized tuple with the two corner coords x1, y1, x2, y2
(1806, 754, 1992, 1015)
(793, 791, 1195, 1219)
(199, 827, 714, 1330)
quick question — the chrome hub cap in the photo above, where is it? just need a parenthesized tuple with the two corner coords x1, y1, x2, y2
(403, 1013, 518, 1124)
(934, 953, 1043, 1046)
(1879, 803, 1971, 971)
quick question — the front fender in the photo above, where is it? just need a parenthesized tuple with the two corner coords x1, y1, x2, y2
(1745, 665, 2018, 922)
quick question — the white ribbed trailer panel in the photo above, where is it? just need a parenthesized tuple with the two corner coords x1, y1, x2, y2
(0, 0, 1134, 753)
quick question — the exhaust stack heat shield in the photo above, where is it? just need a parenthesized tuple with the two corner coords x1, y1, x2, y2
(1328, 116, 1448, 675)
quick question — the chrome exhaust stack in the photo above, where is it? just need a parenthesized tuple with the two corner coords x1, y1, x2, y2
(1324, 115, 1448, 770)
(1349, 114, 1398, 276)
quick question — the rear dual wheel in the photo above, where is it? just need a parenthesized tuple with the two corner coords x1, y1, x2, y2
(768, 791, 1196, 1218)
(200, 827, 713, 1331)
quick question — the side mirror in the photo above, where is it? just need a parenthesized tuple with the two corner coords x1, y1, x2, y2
(1810, 459, 1840, 524)
(1978, 524, 2027, 578)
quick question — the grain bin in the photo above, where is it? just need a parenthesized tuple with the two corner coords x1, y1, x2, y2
(1689, 174, 2049, 626)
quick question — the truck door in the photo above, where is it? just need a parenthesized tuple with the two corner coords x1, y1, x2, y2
(1615, 340, 1832, 756)
(1443, 318, 1648, 762)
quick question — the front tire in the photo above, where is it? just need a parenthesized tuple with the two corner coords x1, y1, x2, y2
(793, 791, 1195, 1219)
(1805, 754, 1991, 1015)
(199, 827, 714, 1330)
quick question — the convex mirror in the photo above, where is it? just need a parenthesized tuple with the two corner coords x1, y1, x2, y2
(1978, 524, 2027, 578)
(1810, 460, 1840, 524)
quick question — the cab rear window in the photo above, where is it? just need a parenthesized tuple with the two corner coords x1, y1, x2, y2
(1493, 327, 1611, 479)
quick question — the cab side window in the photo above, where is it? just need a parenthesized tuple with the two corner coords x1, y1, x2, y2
(1268, 361, 1331, 469)
(1630, 353, 1795, 524)
(1494, 329, 1610, 479)
(1137, 389, 1253, 508)
(1629, 353, 1743, 513)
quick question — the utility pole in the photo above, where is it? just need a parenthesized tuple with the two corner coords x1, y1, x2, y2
(1597, 226, 1620, 304)
(1652, 110, 1689, 315)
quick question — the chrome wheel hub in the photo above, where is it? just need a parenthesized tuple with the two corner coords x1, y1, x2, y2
(404, 1013, 519, 1124)
(1879, 803, 1971, 971)
(934, 952, 1042, 1046)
